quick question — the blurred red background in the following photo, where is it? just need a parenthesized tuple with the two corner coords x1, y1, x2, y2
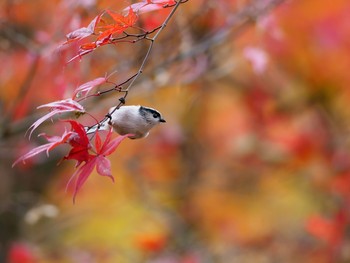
(1, 0, 350, 262)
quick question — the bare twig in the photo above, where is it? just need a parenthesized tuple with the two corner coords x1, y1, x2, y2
(4, 0, 286, 138)
(86, 0, 186, 132)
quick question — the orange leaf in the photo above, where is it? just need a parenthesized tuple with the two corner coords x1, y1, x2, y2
(80, 42, 97, 50)
(106, 8, 138, 28)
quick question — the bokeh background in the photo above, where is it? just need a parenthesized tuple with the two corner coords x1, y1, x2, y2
(1, 0, 350, 262)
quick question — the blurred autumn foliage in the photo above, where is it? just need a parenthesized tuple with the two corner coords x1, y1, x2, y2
(1, 0, 350, 262)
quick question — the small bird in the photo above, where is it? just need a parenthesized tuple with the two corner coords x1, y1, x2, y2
(86, 105, 166, 139)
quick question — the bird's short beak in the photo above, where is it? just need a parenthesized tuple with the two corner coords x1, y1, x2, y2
(160, 118, 166, 123)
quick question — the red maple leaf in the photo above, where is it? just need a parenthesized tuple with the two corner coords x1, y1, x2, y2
(69, 130, 131, 203)
(66, 8, 138, 63)
(27, 99, 85, 138)
(13, 120, 90, 167)
(107, 8, 138, 28)
(14, 120, 130, 202)
(12, 130, 75, 167)
(63, 120, 92, 165)
(97, 8, 138, 41)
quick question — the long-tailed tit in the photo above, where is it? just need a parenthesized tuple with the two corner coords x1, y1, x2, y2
(86, 105, 166, 139)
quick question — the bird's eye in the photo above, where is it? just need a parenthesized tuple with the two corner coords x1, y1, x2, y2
(153, 114, 158, 119)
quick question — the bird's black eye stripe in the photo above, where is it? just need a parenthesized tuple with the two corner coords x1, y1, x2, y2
(140, 106, 161, 119)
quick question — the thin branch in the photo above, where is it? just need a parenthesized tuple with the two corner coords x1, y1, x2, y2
(123, 0, 184, 94)
(4, 0, 285, 138)
(86, 0, 186, 131)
